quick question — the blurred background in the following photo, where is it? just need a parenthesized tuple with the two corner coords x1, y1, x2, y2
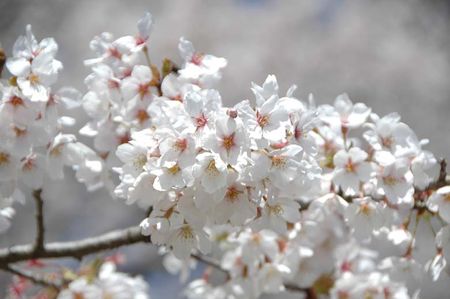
(0, 0, 449, 298)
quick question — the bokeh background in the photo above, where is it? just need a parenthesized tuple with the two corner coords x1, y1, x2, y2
(0, 0, 449, 298)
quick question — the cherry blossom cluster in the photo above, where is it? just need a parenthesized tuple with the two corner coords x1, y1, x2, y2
(0, 26, 102, 233)
(57, 260, 150, 299)
(6, 256, 150, 299)
(2, 11, 450, 299)
(105, 13, 449, 298)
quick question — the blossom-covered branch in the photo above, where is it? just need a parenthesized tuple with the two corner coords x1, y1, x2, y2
(2, 10, 450, 299)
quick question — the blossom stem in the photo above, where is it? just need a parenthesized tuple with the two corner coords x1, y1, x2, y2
(142, 46, 152, 67)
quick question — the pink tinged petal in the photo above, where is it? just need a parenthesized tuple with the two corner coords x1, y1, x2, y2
(137, 12, 153, 41)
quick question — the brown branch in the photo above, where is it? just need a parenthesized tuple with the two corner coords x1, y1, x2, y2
(1, 264, 60, 290)
(0, 46, 5, 78)
(0, 226, 148, 266)
(33, 189, 45, 253)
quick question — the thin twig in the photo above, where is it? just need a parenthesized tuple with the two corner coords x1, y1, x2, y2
(1, 264, 60, 290)
(191, 253, 227, 274)
(33, 189, 45, 253)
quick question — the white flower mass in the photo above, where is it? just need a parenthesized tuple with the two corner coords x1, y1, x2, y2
(1, 11, 449, 299)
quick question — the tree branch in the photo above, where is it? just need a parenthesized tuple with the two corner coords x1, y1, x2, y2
(0, 223, 311, 295)
(0, 46, 5, 78)
(0, 226, 148, 266)
(0, 264, 60, 290)
(33, 189, 45, 253)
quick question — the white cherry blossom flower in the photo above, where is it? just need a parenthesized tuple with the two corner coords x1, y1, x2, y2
(333, 147, 373, 195)
(178, 37, 227, 87)
(192, 152, 228, 193)
(427, 186, 450, 223)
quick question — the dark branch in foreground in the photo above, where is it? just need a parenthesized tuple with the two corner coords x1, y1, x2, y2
(0, 226, 148, 266)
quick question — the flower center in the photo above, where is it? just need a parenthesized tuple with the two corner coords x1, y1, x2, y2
(174, 138, 187, 152)
(0, 152, 10, 166)
(108, 47, 122, 59)
(271, 155, 286, 169)
(206, 159, 220, 175)
(167, 164, 181, 175)
(50, 144, 63, 157)
(28, 73, 40, 85)
(133, 154, 147, 170)
(117, 133, 131, 145)
(195, 114, 207, 128)
(381, 136, 393, 148)
(9, 96, 24, 107)
(383, 175, 398, 186)
(345, 159, 356, 173)
(222, 134, 235, 151)
(138, 83, 151, 98)
(359, 203, 372, 216)
(191, 53, 204, 65)
(13, 126, 27, 137)
(268, 204, 284, 216)
(178, 226, 194, 240)
(136, 109, 150, 124)
(257, 112, 269, 128)
(225, 186, 242, 202)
